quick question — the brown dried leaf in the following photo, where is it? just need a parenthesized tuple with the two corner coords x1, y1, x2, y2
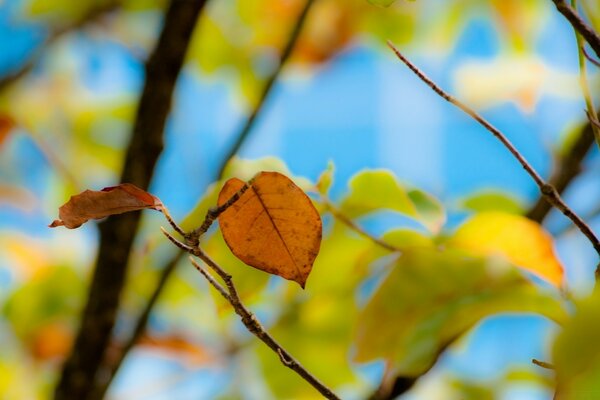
(218, 172, 322, 288)
(49, 183, 163, 229)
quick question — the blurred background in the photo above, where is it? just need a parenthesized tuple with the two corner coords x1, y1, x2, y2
(0, 0, 599, 399)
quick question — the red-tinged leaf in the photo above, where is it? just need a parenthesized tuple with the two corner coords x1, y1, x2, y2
(217, 172, 322, 288)
(49, 183, 163, 229)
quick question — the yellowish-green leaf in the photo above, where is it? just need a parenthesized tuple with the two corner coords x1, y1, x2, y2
(449, 212, 564, 287)
(460, 191, 524, 214)
(553, 289, 600, 400)
(354, 248, 566, 376)
(340, 169, 416, 218)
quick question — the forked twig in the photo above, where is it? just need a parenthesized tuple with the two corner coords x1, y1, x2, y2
(386, 41, 600, 261)
(160, 226, 340, 400)
(159, 186, 340, 399)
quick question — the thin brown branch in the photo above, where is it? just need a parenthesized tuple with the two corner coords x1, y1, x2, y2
(551, 0, 600, 59)
(187, 251, 341, 400)
(321, 197, 401, 253)
(387, 41, 600, 258)
(54, 1, 208, 399)
(215, 0, 315, 179)
(526, 111, 597, 222)
(583, 47, 600, 68)
(532, 358, 555, 369)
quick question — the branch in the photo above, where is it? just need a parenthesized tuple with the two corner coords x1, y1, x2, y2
(320, 197, 401, 252)
(182, 249, 340, 400)
(96, 1, 318, 390)
(54, 1, 208, 399)
(583, 47, 600, 68)
(526, 111, 597, 222)
(386, 41, 600, 259)
(215, 0, 315, 178)
(551, 0, 600, 59)
(89, 251, 185, 399)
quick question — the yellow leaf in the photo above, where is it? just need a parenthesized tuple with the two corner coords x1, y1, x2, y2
(450, 212, 563, 287)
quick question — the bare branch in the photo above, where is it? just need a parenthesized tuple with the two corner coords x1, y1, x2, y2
(386, 41, 600, 259)
(583, 47, 600, 68)
(188, 248, 341, 400)
(551, 0, 600, 59)
(215, 0, 316, 178)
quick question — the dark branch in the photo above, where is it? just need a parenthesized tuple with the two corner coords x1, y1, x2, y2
(54, 1, 207, 399)
(527, 112, 596, 222)
(387, 41, 600, 258)
(97, 1, 318, 391)
(215, 0, 315, 178)
(551, 0, 600, 59)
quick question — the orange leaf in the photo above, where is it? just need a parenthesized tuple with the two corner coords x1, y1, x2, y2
(49, 183, 163, 229)
(138, 333, 214, 367)
(218, 172, 322, 288)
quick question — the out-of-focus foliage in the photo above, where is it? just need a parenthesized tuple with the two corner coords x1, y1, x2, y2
(1, 0, 596, 398)
(354, 247, 566, 376)
(553, 289, 600, 399)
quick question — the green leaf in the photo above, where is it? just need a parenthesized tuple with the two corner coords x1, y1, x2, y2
(339, 169, 416, 218)
(553, 289, 600, 399)
(354, 248, 566, 376)
(407, 189, 446, 232)
(460, 191, 524, 214)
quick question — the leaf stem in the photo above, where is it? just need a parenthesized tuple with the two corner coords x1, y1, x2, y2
(386, 41, 600, 260)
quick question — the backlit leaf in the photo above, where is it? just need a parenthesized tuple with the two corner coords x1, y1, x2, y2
(367, 0, 397, 6)
(0, 114, 15, 149)
(553, 289, 600, 399)
(316, 161, 335, 196)
(354, 247, 566, 376)
(339, 169, 416, 218)
(49, 183, 163, 229)
(218, 172, 322, 288)
(449, 212, 564, 287)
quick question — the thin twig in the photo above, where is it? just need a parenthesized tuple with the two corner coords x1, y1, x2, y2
(532, 358, 555, 370)
(386, 41, 600, 259)
(186, 251, 341, 400)
(582, 47, 600, 68)
(551, 0, 600, 59)
(320, 197, 401, 253)
(187, 182, 251, 245)
(215, 0, 315, 179)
